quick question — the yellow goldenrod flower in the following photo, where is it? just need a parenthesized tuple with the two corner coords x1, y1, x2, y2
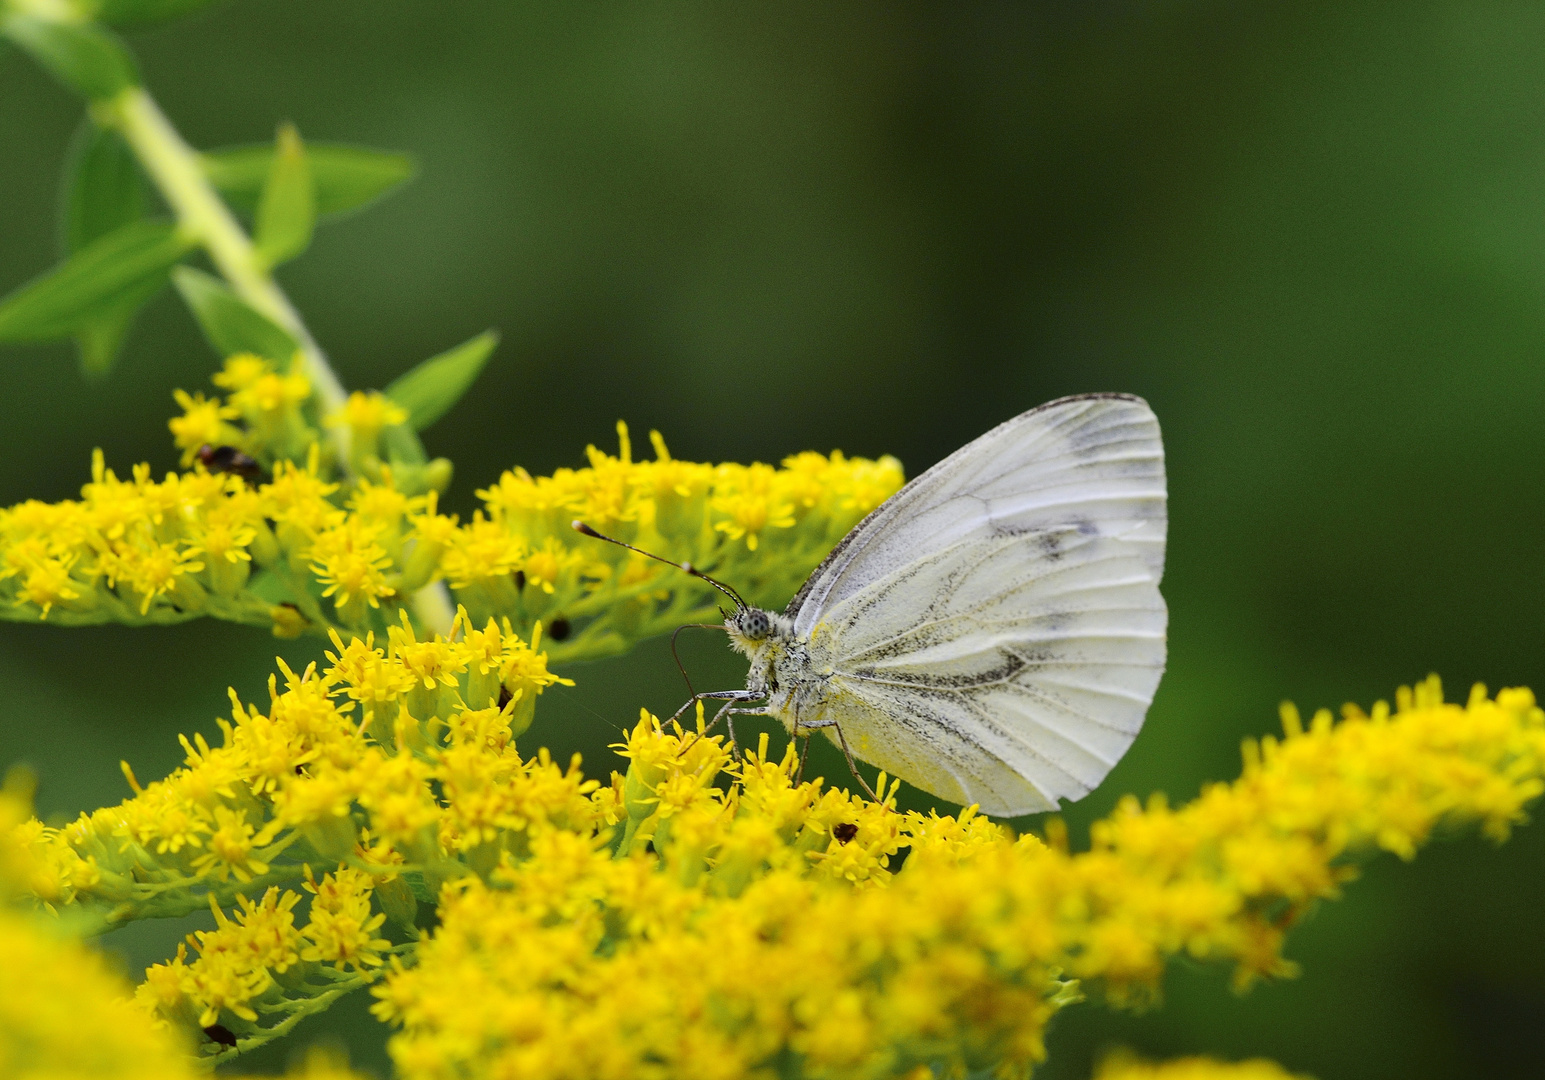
(0, 772, 200, 1079)
(169, 389, 242, 465)
(4, 642, 1542, 1076)
(188, 806, 271, 883)
(329, 390, 409, 436)
(369, 677, 1545, 1080)
(301, 867, 390, 971)
(0, 417, 902, 665)
(328, 391, 413, 474)
(309, 516, 397, 621)
(1096, 1054, 1311, 1080)
(711, 462, 796, 550)
(0, 909, 202, 1079)
(231, 367, 311, 420)
(212, 353, 273, 393)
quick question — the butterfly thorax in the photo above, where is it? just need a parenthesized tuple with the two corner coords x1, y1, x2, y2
(724, 606, 832, 734)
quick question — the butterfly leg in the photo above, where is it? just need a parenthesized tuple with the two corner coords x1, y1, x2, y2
(800, 718, 882, 804)
(667, 689, 761, 728)
(831, 722, 884, 804)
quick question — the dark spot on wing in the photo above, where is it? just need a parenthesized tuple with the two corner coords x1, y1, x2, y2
(853, 647, 1028, 689)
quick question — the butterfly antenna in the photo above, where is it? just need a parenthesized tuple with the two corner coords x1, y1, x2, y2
(670, 623, 729, 696)
(571, 521, 749, 610)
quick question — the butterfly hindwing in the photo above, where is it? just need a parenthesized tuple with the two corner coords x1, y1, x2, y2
(794, 395, 1167, 815)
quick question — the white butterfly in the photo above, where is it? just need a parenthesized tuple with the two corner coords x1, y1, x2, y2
(578, 393, 1167, 816)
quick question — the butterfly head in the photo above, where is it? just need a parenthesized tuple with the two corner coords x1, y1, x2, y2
(724, 605, 789, 657)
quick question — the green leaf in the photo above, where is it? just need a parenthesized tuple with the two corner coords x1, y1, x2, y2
(172, 267, 299, 361)
(254, 123, 315, 268)
(61, 120, 149, 254)
(75, 271, 166, 378)
(2, 16, 139, 100)
(380, 422, 429, 466)
(202, 143, 416, 219)
(91, 0, 224, 29)
(385, 330, 499, 432)
(0, 219, 189, 343)
(57, 120, 159, 376)
(403, 871, 436, 904)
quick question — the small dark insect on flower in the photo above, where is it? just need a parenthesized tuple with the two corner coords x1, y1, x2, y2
(547, 617, 571, 641)
(513, 570, 526, 590)
(196, 444, 266, 485)
(497, 685, 513, 710)
(832, 822, 858, 844)
(202, 1024, 239, 1049)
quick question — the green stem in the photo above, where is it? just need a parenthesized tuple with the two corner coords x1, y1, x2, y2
(210, 946, 416, 1064)
(96, 85, 455, 635)
(98, 89, 347, 416)
(2, 15, 456, 636)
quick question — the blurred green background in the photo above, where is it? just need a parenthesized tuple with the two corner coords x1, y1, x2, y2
(4, 2, 1545, 1077)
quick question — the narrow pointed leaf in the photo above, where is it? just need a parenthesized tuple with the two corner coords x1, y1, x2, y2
(172, 266, 298, 361)
(384, 330, 499, 432)
(203, 143, 415, 219)
(254, 123, 314, 268)
(77, 309, 137, 378)
(2, 16, 139, 99)
(75, 270, 165, 378)
(56, 120, 160, 376)
(0, 220, 189, 343)
(61, 119, 150, 254)
(380, 422, 429, 466)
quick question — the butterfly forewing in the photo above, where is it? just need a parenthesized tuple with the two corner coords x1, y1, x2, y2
(794, 395, 1167, 816)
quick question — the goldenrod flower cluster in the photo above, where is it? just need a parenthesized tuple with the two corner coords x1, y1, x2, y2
(446, 425, 902, 661)
(2, 365, 903, 660)
(6, 598, 1541, 1075)
(5, 362, 1540, 1079)
(169, 354, 319, 469)
(9, 610, 577, 1056)
(0, 771, 373, 1080)
(367, 676, 1543, 1080)
(1095, 1055, 1309, 1080)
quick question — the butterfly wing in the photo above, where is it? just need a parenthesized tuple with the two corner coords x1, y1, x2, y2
(793, 394, 1167, 815)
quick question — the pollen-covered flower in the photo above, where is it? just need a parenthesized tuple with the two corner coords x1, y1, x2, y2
(229, 365, 310, 419)
(169, 389, 242, 465)
(188, 806, 272, 883)
(329, 390, 409, 437)
(309, 516, 396, 618)
(301, 867, 390, 970)
(212, 353, 273, 393)
(712, 461, 797, 550)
